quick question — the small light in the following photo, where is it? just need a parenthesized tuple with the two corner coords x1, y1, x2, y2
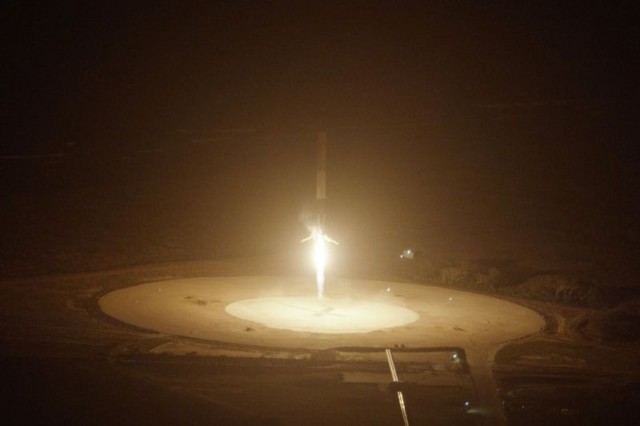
(464, 401, 470, 407)
(386, 287, 391, 292)
(400, 248, 414, 259)
(449, 297, 453, 302)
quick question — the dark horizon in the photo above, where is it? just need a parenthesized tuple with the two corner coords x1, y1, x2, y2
(4, 2, 638, 144)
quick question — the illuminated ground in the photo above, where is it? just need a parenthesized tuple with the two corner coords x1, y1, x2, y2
(99, 276, 544, 350)
(226, 296, 419, 333)
(2, 261, 638, 426)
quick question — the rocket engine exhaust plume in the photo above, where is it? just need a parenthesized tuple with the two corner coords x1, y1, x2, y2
(301, 227, 338, 299)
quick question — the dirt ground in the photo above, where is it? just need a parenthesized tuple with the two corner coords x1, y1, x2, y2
(0, 258, 638, 425)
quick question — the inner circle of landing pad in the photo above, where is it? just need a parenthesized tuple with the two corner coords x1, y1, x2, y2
(225, 296, 419, 333)
(99, 276, 544, 350)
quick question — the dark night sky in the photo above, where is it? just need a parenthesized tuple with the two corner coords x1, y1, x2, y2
(3, 1, 638, 147)
(0, 1, 639, 277)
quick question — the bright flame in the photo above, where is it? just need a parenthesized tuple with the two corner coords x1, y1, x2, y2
(302, 227, 338, 299)
(313, 231, 327, 299)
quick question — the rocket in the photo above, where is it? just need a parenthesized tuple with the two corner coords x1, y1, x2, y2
(302, 132, 337, 299)
(316, 131, 327, 229)
(300, 131, 338, 245)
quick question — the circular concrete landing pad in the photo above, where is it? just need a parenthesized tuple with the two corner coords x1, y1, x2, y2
(99, 276, 544, 350)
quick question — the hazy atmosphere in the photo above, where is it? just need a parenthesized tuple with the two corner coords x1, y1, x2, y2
(2, 2, 639, 425)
